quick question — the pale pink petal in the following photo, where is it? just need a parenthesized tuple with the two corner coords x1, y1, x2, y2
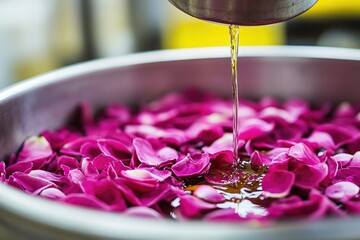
(326, 182, 359, 202)
(194, 185, 225, 203)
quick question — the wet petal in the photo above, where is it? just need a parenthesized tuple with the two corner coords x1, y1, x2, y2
(251, 151, 271, 167)
(262, 171, 295, 198)
(202, 133, 245, 160)
(178, 195, 216, 218)
(326, 182, 359, 202)
(293, 163, 328, 189)
(289, 143, 319, 165)
(172, 153, 210, 177)
(194, 185, 225, 203)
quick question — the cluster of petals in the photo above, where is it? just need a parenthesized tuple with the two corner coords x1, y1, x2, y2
(3, 90, 360, 222)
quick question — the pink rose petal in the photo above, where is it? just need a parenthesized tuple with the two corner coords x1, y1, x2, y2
(123, 206, 163, 219)
(326, 181, 359, 202)
(289, 143, 319, 165)
(262, 170, 295, 198)
(172, 153, 210, 177)
(194, 185, 225, 203)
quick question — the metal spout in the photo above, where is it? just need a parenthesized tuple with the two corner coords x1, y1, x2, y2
(169, 0, 317, 25)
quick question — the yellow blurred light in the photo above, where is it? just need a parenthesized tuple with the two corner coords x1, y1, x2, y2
(163, 20, 285, 49)
(302, 0, 360, 18)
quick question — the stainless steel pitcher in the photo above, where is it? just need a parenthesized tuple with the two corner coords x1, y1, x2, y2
(168, 0, 317, 25)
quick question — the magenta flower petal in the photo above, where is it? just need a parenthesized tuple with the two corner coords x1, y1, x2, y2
(332, 153, 353, 168)
(5, 161, 33, 177)
(56, 156, 80, 171)
(133, 138, 177, 166)
(114, 179, 142, 206)
(80, 179, 126, 211)
(0, 162, 5, 182)
(178, 195, 216, 218)
(120, 169, 159, 192)
(307, 131, 336, 151)
(262, 170, 295, 198)
(172, 153, 210, 177)
(238, 118, 274, 140)
(140, 168, 172, 182)
(123, 206, 163, 219)
(40, 188, 66, 199)
(268, 190, 333, 220)
(98, 139, 132, 161)
(67, 169, 85, 185)
(10, 172, 56, 195)
(121, 169, 158, 182)
(350, 152, 360, 167)
(194, 185, 225, 203)
(80, 157, 98, 177)
(345, 200, 360, 214)
(92, 154, 116, 171)
(16, 136, 53, 169)
(293, 163, 328, 188)
(61, 137, 97, 156)
(110, 161, 131, 176)
(80, 142, 101, 159)
(316, 124, 355, 147)
(64, 193, 110, 210)
(157, 147, 178, 163)
(139, 182, 173, 207)
(125, 125, 187, 146)
(268, 152, 290, 172)
(202, 133, 245, 161)
(334, 167, 360, 186)
(28, 170, 63, 183)
(260, 107, 297, 123)
(186, 122, 224, 144)
(42, 129, 80, 150)
(322, 156, 338, 186)
(289, 143, 319, 165)
(251, 151, 271, 167)
(202, 133, 232, 154)
(326, 181, 359, 202)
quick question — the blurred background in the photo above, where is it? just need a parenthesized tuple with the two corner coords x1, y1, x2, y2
(0, 0, 359, 89)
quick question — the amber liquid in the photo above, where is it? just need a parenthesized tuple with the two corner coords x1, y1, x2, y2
(229, 25, 240, 166)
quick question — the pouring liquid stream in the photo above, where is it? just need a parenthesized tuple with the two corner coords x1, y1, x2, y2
(230, 25, 240, 166)
(182, 25, 268, 217)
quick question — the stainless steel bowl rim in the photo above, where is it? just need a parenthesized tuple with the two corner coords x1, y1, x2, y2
(1, 46, 360, 240)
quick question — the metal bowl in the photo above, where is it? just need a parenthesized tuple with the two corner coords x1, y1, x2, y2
(1, 47, 360, 240)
